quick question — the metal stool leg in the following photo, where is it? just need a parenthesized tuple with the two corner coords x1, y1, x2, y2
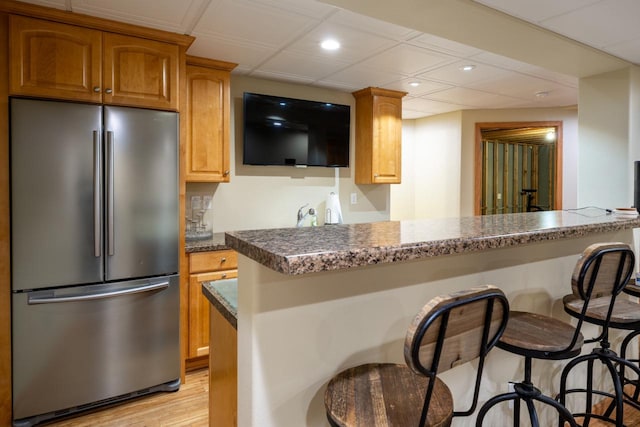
(477, 356, 577, 427)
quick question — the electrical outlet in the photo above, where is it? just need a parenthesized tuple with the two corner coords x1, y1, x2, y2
(350, 193, 357, 204)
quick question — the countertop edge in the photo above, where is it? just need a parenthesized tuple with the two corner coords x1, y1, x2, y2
(202, 280, 237, 329)
(224, 213, 640, 276)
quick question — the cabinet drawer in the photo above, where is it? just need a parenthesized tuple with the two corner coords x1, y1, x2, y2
(193, 269, 237, 282)
(189, 250, 237, 274)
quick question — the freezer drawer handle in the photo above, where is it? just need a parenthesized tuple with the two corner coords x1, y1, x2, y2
(27, 281, 170, 304)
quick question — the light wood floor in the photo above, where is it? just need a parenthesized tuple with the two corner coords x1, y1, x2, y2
(43, 369, 208, 427)
(34, 368, 640, 427)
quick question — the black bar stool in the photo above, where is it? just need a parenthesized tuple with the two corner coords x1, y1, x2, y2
(324, 285, 509, 427)
(475, 311, 582, 426)
(617, 278, 640, 402)
(559, 242, 640, 426)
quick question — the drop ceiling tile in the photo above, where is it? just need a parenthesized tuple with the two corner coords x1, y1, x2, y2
(320, 64, 405, 89)
(468, 72, 577, 102)
(383, 78, 452, 97)
(312, 80, 362, 92)
(426, 87, 524, 109)
(72, 0, 208, 33)
(540, 0, 640, 48)
(359, 44, 456, 76)
(249, 70, 314, 85)
(606, 37, 640, 64)
(247, 0, 336, 18)
(328, 8, 419, 41)
(417, 60, 511, 86)
(286, 21, 398, 63)
(470, 51, 579, 87)
(256, 50, 351, 81)
(407, 33, 483, 58)
(473, 0, 601, 23)
(403, 97, 471, 114)
(191, 0, 318, 48)
(187, 36, 278, 68)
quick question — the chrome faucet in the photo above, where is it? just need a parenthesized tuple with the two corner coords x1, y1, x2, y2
(296, 203, 309, 227)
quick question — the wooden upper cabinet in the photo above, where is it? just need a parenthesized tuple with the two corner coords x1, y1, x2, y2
(185, 56, 237, 182)
(352, 87, 407, 184)
(9, 15, 102, 103)
(9, 15, 180, 110)
(103, 33, 178, 110)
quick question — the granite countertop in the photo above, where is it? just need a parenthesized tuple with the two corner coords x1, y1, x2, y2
(225, 210, 640, 276)
(185, 232, 229, 253)
(202, 278, 237, 329)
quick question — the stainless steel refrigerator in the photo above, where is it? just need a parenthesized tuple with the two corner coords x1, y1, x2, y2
(10, 98, 180, 426)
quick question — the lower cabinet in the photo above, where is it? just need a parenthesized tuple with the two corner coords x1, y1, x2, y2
(187, 249, 237, 370)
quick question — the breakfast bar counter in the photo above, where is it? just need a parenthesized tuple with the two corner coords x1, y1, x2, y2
(223, 210, 640, 426)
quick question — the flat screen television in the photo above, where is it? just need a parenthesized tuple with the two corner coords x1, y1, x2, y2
(242, 92, 350, 167)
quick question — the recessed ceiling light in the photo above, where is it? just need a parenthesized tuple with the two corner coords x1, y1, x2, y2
(535, 91, 550, 98)
(409, 82, 421, 87)
(460, 65, 476, 71)
(320, 39, 340, 50)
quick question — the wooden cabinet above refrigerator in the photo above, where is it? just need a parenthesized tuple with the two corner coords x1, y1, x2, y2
(9, 14, 185, 111)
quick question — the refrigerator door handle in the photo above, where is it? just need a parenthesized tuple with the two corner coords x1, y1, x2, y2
(106, 130, 115, 256)
(93, 130, 101, 257)
(27, 281, 170, 304)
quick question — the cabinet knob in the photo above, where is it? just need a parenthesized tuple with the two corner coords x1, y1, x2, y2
(221, 273, 227, 278)
(224, 170, 230, 176)
(105, 88, 113, 94)
(93, 87, 101, 93)
(221, 257, 227, 263)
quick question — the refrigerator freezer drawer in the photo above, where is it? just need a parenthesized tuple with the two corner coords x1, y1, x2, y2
(12, 275, 180, 422)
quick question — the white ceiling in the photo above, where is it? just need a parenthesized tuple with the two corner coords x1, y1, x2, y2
(16, 0, 640, 119)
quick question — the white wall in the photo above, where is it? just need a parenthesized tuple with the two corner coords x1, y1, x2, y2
(187, 75, 390, 233)
(392, 107, 579, 220)
(391, 111, 462, 220)
(629, 67, 640, 204)
(578, 68, 632, 209)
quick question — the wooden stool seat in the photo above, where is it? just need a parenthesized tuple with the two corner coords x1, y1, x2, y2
(324, 285, 509, 427)
(498, 311, 584, 360)
(563, 294, 640, 329)
(325, 363, 453, 427)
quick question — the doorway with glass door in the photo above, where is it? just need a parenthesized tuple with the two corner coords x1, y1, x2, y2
(475, 122, 562, 215)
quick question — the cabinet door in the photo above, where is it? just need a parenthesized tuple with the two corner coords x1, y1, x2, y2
(103, 33, 178, 110)
(185, 65, 231, 182)
(371, 96, 402, 184)
(9, 15, 102, 102)
(188, 270, 237, 359)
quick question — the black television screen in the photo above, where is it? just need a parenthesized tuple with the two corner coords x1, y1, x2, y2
(242, 92, 350, 167)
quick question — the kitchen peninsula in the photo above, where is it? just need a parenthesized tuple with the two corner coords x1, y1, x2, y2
(223, 210, 640, 427)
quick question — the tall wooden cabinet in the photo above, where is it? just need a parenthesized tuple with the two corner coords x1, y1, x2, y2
(185, 56, 237, 182)
(352, 87, 407, 184)
(9, 15, 179, 110)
